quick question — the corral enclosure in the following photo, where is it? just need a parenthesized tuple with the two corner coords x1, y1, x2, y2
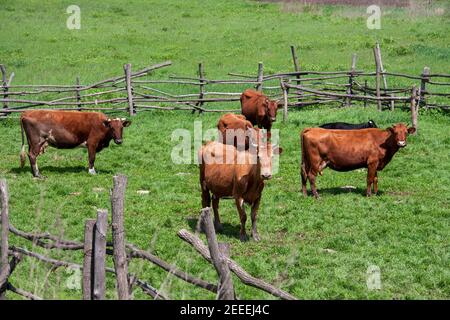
(0, 0, 449, 300)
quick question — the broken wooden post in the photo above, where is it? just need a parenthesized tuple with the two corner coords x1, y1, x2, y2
(124, 63, 135, 116)
(82, 219, 95, 300)
(256, 62, 264, 92)
(410, 85, 418, 135)
(0, 180, 9, 300)
(76, 77, 81, 112)
(290, 45, 302, 104)
(0, 65, 8, 116)
(346, 53, 357, 107)
(373, 46, 382, 111)
(364, 80, 368, 108)
(93, 209, 108, 300)
(111, 175, 129, 300)
(281, 79, 288, 123)
(420, 67, 430, 108)
(200, 208, 234, 300)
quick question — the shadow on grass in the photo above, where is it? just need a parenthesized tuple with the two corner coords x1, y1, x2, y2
(10, 166, 114, 175)
(314, 187, 385, 197)
(186, 217, 242, 241)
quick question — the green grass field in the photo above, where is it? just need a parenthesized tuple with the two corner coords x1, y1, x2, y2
(0, 0, 449, 299)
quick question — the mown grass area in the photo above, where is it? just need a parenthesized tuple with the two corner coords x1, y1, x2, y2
(0, 0, 449, 299)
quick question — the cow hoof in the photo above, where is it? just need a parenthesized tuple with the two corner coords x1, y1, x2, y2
(239, 234, 249, 242)
(252, 233, 261, 242)
(88, 168, 96, 175)
(33, 175, 46, 180)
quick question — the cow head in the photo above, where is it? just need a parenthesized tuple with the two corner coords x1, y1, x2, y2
(265, 98, 278, 122)
(103, 118, 131, 145)
(368, 119, 377, 128)
(250, 131, 283, 180)
(388, 123, 415, 148)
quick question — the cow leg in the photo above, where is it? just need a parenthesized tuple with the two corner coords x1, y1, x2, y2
(235, 197, 248, 242)
(87, 144, 97, 175)
(250, 197, 261, 241)
(28, 142, 44, 178)
(373, 172, 379, 195)
(301, 163, 308, 196)
(308, 172, 319, 199)
(212, 195, 223, 232)
(366, 162, 378, 197)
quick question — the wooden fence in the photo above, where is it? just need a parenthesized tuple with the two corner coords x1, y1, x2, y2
(0, 177, 296, 300)
(0, 43, 448, 120)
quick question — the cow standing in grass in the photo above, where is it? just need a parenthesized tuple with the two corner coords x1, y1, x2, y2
(20, 110, 131, 178)
(217, 113, 255, 150)
(240, 89, 279, 132)
(301, 123, 415, 198)
(199, 131, 282, 242)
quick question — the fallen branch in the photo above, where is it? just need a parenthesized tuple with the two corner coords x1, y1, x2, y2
(177, 229, 297, 300)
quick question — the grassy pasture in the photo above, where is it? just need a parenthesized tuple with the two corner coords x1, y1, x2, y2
(0, 0, 449, 299)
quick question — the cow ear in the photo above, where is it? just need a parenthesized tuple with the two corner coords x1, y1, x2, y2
(122, 120, 131, 127)
(407, 127, 416, 134)
(103, 120, 111, 128)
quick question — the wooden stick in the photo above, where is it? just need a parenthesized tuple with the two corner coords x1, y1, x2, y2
(111, 175, 129, 300)
(124, 64, 135, 116)
(346, 54, 357, 107)
(374, 46, 382, 111)
(0, 65, 8, 116)
(410, 86, 418, 135)
(420, 67, 430, 108)
(200, 208, 234, 300)
(0, 253, 22, 297)
(93, 209, 108, 300)
(6, 282, 42, 300)
(290, 45, 302, 104)
(281, 80, 288, 122)
(76, 77, 81, 111)
(256, 62, 264, 92)
(0, 180, 9, 300)
(82, 219, 95, 300)
(178, 229, 297, 300)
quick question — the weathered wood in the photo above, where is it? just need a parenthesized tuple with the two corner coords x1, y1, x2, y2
(178, 229, 297, 300)
(111, 175, 129, 300)
(373, 46, 382, 111)
(256, 62, 264, 92)
(281, 79, 288, 122)
(410, 86, 418, 135)
(194, 63, 205, 114)
(93, 209, 108, 300)
(290, 45, 302, 104)
(200, 208, 234, 300)
(364, 80, 368, 108)
(76, 77, 81, 111)
(6, 282, 42, 300)
(82, 219, 95, 300)
(346, 54, 357, 107)
(420, 67, 430, 108)
(0, 65, 8, 116)
(124, 63, 135, 116)
(0, 253, 22, 297)
(0, 179, 9, 300)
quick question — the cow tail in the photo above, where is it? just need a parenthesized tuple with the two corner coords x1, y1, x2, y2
(19, 118, 26, 168)
(300, 129, 310, 181)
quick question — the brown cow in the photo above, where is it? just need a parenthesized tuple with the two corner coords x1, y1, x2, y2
(199, 134, 282, 242)
(217, 113, 255, 149)
(301, 123, 416, 198)
(240, 89, 278, 131)
(20, 110, 131, 178)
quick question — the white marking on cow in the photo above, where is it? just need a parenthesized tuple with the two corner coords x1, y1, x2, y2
(398, 140, 406, 147)
(88, 168, 96, 175)
(78, 141, 87, 148)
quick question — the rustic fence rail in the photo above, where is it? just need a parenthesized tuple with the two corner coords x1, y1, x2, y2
(0, 44, 448, 119)
(0, 177, 296, 300)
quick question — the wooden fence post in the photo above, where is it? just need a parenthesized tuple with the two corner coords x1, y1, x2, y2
(364, 80, 368, 108)
(82, 219, 95, 300)
(76, 77, 81, 112)
(200, 208, 234, 300)
(373, 46, 382, 111)
(346, 53, 357, 107)
(410, 85, 418, 135)
(256, 62, 264, 92)
(193, 63, 205, 114)
(290, 45, 302, 104)
(93, 209, 108, 300)
(281, 79, 288, 123)
(420, 67, 430, 108)
(124, 64, 135, 116)
(0, 65, 8, 116)
(111, 175, 129, 300)
(0, 180, 10, 300)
